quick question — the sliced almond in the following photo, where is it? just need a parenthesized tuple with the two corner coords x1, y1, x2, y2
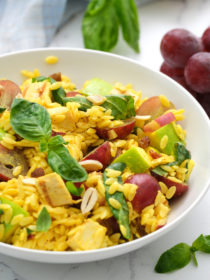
(22, 178, 36, 185)
(87, 95, 106, 105)
(135, 115, 151, 120)
(81, 187, 98, 214)
(80, 160, 103, 172)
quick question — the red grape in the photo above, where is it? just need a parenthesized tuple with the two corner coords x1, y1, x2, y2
(184, 52, 210, 94)
(160, 62, 184, 81)
(197, 94, 210, 117)
(125, 174, 160, 213)
(202, 27, 210, 52)
(160, 28, 202, 68)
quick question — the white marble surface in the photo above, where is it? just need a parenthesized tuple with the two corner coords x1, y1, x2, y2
(1, 0, 210, 279)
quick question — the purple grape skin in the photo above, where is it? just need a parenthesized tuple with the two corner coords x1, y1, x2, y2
(160, 62, 184, 80)
(184, 52, 210, 94)
(197, 94, 210, 118)
(160, 29, 202, 68)
(202, 27, 210, 52)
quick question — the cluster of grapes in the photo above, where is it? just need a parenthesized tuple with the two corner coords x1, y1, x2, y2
(160, 27, 210, 117)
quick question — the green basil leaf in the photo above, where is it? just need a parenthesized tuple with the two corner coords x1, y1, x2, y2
(48, 135, 67, 149)
(82, 78, 113, 96)
(192, 234, 210, 253)
(174, 142, 191, 164)
(152, 166, 168, 177)
(66, 181, 84, 196)
(103, 162, 131, 240)
(0, 209, 4, 215)
(26, 228, 34, 236)
(166, 161, 179, 167)
(48, 145, 88, 182)
(63, 96, 93, 112)
(107, 162, 126, 172)
(124, 95, 136, 119)
(52, 87, 66, 105)
(102, 95, 136, 120)
(86, 0, 106, 15)
(82, 0, 119, 52)
(32, 76, 56, 84)
(10, 99, 52, 142)
(36, 207, 51, 232)
(114, 0, 140, 53)
(39, 139, 48, 152)
(0, 107, 6, 113)
(155, 243, 192, 273)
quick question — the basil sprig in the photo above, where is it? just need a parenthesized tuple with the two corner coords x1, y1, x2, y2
(101, 95, 136, 120)
(155, 234, 210, 273)
(103, 162, 131, 240)
(66, 181, 84, 196)
(48, 145, 87, 182)
(10, 98, 88, 182)
(174, 142, 191, 164)
(36, 207, 51, 232)
(82, 0, 140, 53)
(0, 107, 6, 113)
(10, 99, 52, 142)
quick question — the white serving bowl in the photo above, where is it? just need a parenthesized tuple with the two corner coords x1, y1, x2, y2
(0, 48, 210, 263)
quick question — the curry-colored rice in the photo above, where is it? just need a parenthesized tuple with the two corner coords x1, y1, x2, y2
(0, 68, 194, 251)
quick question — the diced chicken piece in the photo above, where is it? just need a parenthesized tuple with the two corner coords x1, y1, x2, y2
(68, 219, 107, 251)
(36, 173, 72, 207)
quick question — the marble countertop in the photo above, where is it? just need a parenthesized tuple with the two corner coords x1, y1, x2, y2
(1, 0, 210, 279)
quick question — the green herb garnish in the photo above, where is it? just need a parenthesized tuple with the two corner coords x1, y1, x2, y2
(82, 0, 140, 53)
(174, 142, 191, 164)
(36, 207, 51, 232)
(114, 0, 140, 53)
(66, 181, 84, 196)
(151, 166, 168, 177)
(48, 145, 87, 182)
(32, 76, 56, 84)
(155, 234, 210, 273)
(63, 96, 92, 112)
(52, 86, 136, 120)
(10, 99, 52, 142)
(155, 243, 191, 273)
(103, 162, 131, 240)
(102, 95, 136, 120)
(0, 107, 6, 113)
(10, 98, 88, 182)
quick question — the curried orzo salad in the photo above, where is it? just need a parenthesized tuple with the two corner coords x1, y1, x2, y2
(0, 67, 194, 251)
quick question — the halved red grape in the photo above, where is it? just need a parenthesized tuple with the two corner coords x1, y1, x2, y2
(160, 28, 202, 68)
(0, 80, 21, 109)
(202, 27, 210, 52)
(125, 174, 160, 213)
(184, 52, 210, 94)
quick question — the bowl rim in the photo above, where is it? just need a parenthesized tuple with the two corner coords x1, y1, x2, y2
(0, 47, 210, 262)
